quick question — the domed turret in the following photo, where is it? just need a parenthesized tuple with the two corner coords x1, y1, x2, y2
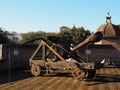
(97, 23, 120, 37)
(96, 12, 120, 44)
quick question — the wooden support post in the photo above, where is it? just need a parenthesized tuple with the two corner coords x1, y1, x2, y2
(29, 43, 42, 60)
(42, 43, 46, 60)
(42, 41, 73, 69)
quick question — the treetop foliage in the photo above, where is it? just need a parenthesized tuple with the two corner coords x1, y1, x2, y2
(58, 26, 91, 45)
(0, 27, 12, 44)
(19, 26, 92, 46)
(0, 26, 92, 45)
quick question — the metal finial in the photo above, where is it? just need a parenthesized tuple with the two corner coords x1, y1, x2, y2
(106, 12, 111, 23)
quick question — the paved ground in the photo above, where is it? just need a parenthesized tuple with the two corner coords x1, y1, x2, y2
(0, 68, 120, 90)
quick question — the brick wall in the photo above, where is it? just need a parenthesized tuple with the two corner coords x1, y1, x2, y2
(0, 44, 38, 71)
(77, 44, 120, 67)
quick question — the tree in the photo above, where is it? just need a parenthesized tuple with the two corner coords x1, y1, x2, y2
(117, 25, 120, 30)
(19, 31, 46, 44)
(0, 27, 11, 44)
(19, 31, 57, 45)
(20, 26, 92, 47)
(58, 26, 91, 46)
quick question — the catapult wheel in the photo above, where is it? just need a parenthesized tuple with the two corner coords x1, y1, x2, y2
(31, 64, 41, 76)
(72, 69, 85, 80)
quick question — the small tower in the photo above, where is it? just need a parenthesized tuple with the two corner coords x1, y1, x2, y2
(106, 12, 111, 23)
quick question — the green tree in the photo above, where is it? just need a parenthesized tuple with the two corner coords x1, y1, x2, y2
(117, 24, 120, 29)
(0, 27, 11, 44)
(58, 30, 72, 44)
(20, 30, 59, 45)
(70, 27, 91, 44)
(20, 26, 91, 46)
(58, 26, 91, 46)
(19, 31, 46, 44)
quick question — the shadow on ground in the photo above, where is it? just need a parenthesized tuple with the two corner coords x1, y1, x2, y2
(86, 74, 120, 86)
(0, 69, 72, 84)
(0, 68, 120, 85)
(0, 68, 33, 84)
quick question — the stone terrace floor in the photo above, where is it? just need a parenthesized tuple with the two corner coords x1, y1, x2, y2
(0, 68, 120, 90)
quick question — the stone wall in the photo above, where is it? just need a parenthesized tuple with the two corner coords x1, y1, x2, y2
(0, 44, 38, 71)
(77, 44, 120, 67)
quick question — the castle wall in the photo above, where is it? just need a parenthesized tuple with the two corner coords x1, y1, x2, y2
(0, 44, 38, 71)
(77, 44, 120, 67)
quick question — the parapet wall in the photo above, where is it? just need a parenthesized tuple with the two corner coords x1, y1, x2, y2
(77, 44, 120, 67)
(0, 44, 38, 71)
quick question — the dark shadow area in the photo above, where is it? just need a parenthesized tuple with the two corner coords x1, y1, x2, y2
(0, 68, 33, 84)
(40, 70, 72, 78)
(43, 72, 72, 78)
(1, 68, 120, 85)
(86, 74, 120, 86)
(0, 69, 72, 84)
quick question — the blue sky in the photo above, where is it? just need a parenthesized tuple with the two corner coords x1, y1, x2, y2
(0, 0, 120, 33)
